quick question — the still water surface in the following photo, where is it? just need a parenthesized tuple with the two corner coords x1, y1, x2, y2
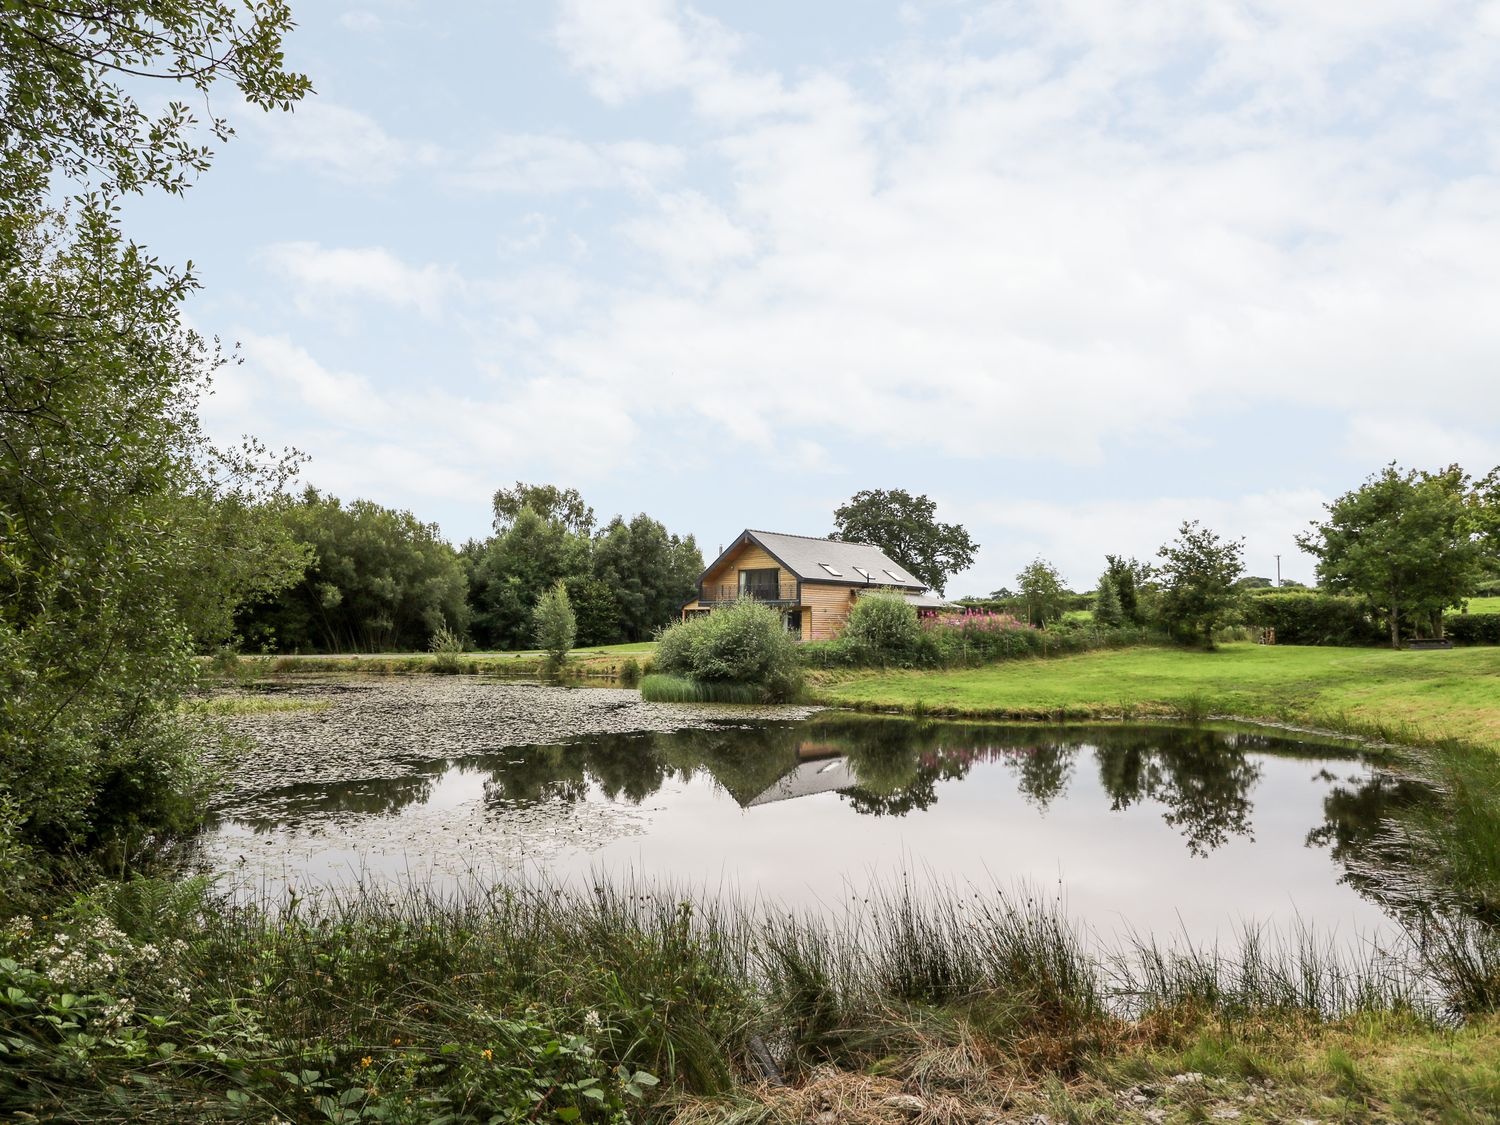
(202, 681, 1423, 947)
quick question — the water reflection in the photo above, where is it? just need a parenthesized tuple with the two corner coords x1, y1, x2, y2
(212, 718, 1398, 864)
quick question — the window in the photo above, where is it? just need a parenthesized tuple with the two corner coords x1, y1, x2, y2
(853, 566, 871, 580)
(884, 569, 906, 583)
(739, 568, 782, 599)
(818, 563, 842, 576)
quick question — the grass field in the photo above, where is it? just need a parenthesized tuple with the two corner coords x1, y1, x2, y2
(813, 643, 1500, 746)
(1466, 595, 1500, 614)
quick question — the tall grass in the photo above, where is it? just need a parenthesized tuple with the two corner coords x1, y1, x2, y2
(6, 871, 1497, 1122)
(639, 674, 768, 705)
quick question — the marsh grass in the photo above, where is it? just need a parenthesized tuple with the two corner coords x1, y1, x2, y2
(639, 674, 767, 704)
(5, 873, 1499, 1122)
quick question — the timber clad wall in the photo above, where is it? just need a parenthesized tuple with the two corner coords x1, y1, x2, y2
(700, 544, 783, 591)
(800, 583, 855, 640)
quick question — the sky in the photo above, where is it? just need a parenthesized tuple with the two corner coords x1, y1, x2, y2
(131, 0, 1500, 596)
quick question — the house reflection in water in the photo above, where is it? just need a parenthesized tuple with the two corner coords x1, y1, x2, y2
(745, 743, 857, 807)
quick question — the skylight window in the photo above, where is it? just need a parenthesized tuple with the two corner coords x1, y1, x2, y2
(819, 563, 842, 576)
(884, 569, 907, 583)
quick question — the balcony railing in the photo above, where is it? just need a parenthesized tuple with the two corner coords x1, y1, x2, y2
(699, 581, 799, 605)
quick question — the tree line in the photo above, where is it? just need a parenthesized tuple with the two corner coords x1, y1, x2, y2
(232, 483, 705, 654)
(1000, 463, 1500, 648)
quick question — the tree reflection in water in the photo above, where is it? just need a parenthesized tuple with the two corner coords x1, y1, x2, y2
(230, 719, 1361, 862)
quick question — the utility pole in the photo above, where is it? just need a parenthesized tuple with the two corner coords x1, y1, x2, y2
(1275, 554, 1281, 588)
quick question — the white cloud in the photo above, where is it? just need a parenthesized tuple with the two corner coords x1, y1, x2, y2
(1344, 415, 1500, 474)
(252, 101, 437, 182)
(618, 190, 755, 276)
(199, 334, 641, 515)
(453, 133, 682, 193)
(535, 0, 1500, 467)
(258, 242, 461, 318)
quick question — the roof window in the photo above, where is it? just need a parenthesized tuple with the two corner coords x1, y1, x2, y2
(819, 563, 842, 576)
(853, 566, 871, 579)
(884, 569, 907, 583)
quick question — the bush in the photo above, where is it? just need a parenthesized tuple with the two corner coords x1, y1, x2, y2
(618, 656, 642, 686)
(428, 624, 465, 673)
(842, 593, 921, 662)
(651, 600, 802, 702)
(1446, 614, 1500, 645)
(1245, 592, 1384, 646)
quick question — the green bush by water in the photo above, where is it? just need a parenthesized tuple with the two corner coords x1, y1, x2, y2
(652, 599, 802, 702)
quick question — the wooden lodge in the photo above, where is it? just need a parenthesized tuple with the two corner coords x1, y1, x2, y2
(679, 529, 953, 641)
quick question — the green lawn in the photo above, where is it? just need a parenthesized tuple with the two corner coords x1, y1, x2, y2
(814, 643, 1500, 746)
(1466, 595, 1500, 613)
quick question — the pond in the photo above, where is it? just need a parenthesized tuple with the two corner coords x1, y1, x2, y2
(199, 678, 1429, 948)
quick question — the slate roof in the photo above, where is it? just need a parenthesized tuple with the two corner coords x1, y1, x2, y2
(707, 529, 927, 591)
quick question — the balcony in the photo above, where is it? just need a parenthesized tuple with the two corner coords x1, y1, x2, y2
(699, 580, 799, 606)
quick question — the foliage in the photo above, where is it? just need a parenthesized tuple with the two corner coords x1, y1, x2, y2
(465, 507, 589, 651)
(591, 514, 702, 643)
(565, 576, 622, 648)
(652, 600, 802, 701)
(1156, 521, 1245, 647)
(1245, 592, 1385, 647)
(428, 624, 465, 674)
(1297, 464, 1492, 649)
(533, 581, 577, 667)
(618, 657, 642, 687)
(0, 1, 309, 205)
(236, 489, 468, 653)
(0, 0, 309, 879)
(830, 488, 977, 594)
(492, 481, 596, 537)
(1446, 614, 1500, 646)
(1093, 573, 1124, 627)
(841, 593, 922, 662)
(1017, 557, 1068, 627)
(0, 213, 307, 874)
(3, 872, 1498, 1122)
(1103, 555, 1152, 625)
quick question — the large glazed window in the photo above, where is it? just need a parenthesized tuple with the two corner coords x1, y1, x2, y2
(739, 568, 781, 598)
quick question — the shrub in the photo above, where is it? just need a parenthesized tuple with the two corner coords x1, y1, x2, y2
(618, 656, 642, 686)
(1245, 592, 1384, 646)
(842, 593, 921, 662)
(532, 581, 576, 668)
(1445, 613, 1500, 645)
(428, 624, 465, 673)
(651, 600, 802, 702)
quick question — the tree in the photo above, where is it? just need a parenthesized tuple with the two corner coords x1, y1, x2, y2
(591, 515, 702, 642)
(831, 489, 977, 594)
(564, 576, 622, 647)
(1156, 521, 1244, 647)
(532, 581, 576, 667)
(1, 1, 309, 872)
(1103, 555, 1151, 625)
(491, 482, 595, 537)
(1016, 558, 1067, 627)
(465, 507, 589, 650)
(1094, 573, 1124, 627)
(1296, 464, 1488, 648)
(236, 490, 469, 652)
(0, 1, 309, 206)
